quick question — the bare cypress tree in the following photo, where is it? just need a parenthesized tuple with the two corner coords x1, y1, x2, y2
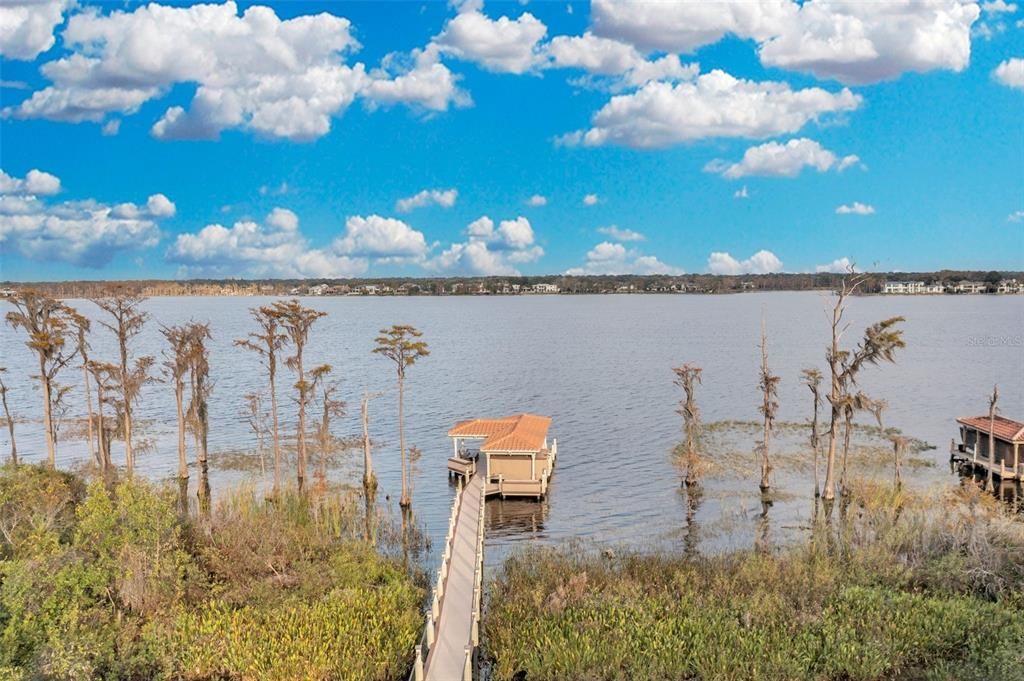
(48, 382, 74, 458)
(235, 305, 288, 495)
(86, 360, 119, 473)
(95, 292, 151, 476)
(801, 368, 823, 497)
(757, 323, 780, 493)
(672, 364, 703, 487)
(71, 312, 98, 468)
(186, 323, 212, 510)
(891, 435, 908, 488)
(360, 388, 382, 496)
(822, 275, 905, 501)
(161, 324, 195, 483)
(987, 384, 999, 490)
(273, 299, 326, 494)
(5, 292, 80, 469)
(373, 325, 430, 508)
(0, 368, 16, 464)
(312, 366, 343, 492)
(243, 392, 267, 480)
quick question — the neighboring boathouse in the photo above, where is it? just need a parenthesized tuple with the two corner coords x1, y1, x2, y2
(446, 413, 557, 499)
(954, 415, 1024, 482)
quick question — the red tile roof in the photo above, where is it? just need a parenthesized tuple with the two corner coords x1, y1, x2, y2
(448, 413, 551, 452)
(957, 415, 1024, 443)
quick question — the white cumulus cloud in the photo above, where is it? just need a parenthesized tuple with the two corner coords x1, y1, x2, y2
(1008, 210, 1024, 222)
(706, 249, 783, 275)
(364, 44, 470, 112)
(526, 194, 547, 206)
(545, 32, 699, 88)
(566, 241, 683, 275)
(559, 70, 860, 149)
(582, 193, 600, 205)
(759, 0, 980, 84)
(0, 168, 62, 195)
(0, 0, 73, 61)
(590, 0, 795, 53)
(706, 138, 860, 179)
(815, 257, 853, 273)
(993, 58, 1024, 88)
(0, 168, 171, 268)
(396, 187, 458, 213)
(590, 0, 980, 85)
(836, 201, 875, 215)
(433, 6, 547, 74)
(167, 208, 368, 278)
(597, 225, 644, 241)
(332, 214, 429, 261)
(6, 2, 465, 140)
(427, 214, 543, 276)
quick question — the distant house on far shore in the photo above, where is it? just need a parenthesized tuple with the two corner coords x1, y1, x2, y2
(952, 281, 987, 294)
(882, 281, 926, 294)
(997, 279, 1023, 294)
(532, 283, 559, 294)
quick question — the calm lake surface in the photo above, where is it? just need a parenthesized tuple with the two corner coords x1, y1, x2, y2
(1, 293, 1022, 568)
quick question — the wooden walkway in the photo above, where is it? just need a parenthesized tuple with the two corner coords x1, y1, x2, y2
(410, 471, 485, 681)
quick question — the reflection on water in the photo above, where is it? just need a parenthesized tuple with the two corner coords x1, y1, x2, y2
(1, 293, 1022, 572)
(954, 464, 1023, 512)
(485, 497, 550, 539)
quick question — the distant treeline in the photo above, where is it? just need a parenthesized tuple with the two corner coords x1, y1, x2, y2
(3, 269, 1022, 298)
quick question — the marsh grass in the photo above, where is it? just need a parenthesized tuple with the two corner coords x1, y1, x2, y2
(485, 483, 1024, 681)
(0, 464, 424, 681)
(697, 419, 934, 481)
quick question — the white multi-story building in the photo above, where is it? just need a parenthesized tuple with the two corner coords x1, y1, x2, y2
(997, 279, 1023, 294)
(882, 281, 926, 294)
(532, 283, 560, 294)
(953, 281, 988, 294)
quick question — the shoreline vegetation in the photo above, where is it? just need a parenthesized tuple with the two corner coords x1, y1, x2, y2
(485, 482, 1024, 681)
(2, 269, 1023, 299)
(0, 464, 425, 681)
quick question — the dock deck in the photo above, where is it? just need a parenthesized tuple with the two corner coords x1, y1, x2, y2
(410, 471, 485, 681)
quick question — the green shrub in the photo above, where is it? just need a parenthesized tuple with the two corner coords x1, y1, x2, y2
(0, 465, 423, 681)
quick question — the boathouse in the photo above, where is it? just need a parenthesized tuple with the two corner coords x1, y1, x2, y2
(446, 413, 557, 499)
(954, 415, 1024, 481)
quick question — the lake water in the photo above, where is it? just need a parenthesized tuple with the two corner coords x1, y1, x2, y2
(1, 293, 1022, 568)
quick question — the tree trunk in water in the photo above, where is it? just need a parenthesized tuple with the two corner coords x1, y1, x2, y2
(41, 369, 55, 469)
(82, 364, 97, 469)
(361, 394, 377, 495)
(1, 387, 16, 465)
(811, 400, 820, 498)
(399, 375, 409, 508)
(823, 403, 840, 501)
(96, 383, 110, 474)
(759, 417, 771, 493)
(822, 298, 842, 501)
(123, 403, 134, 477)
(199, 389, 209, 513)
(296, 353, 306, 493)
(839, 411, 852, 496)
(175, 381, 188, 480)
(120, 339, 134, 476)
(270, 368, 281, 497)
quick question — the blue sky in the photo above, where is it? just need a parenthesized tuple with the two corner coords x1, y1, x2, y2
(0, 0, 1022, 281)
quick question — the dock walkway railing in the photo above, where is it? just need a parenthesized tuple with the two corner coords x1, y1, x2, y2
(410, 473, 486, 681)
